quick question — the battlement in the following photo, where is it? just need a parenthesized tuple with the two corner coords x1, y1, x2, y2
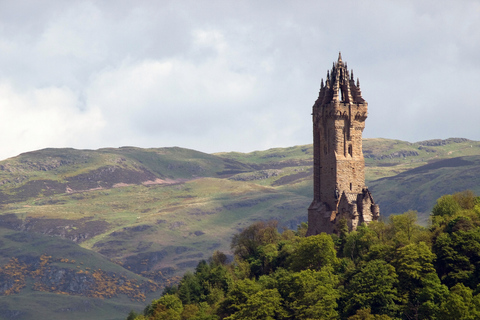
(314, 103, 368, 122)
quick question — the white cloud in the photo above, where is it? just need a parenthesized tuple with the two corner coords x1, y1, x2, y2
(0, 82, 105, 159)
(0, 0, 479, 159)
(84, 28, 262, 150)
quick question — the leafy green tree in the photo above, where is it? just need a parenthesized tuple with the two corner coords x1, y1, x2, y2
(181, 304, 199, 320)
(446, 216, 474, 233)
(225, 288, 286, 320)
(438, 283, 480, 320)
(182, 302, 218, 320)
(144, 294, 183, 320)
(263, 267, 339, 319)
(452, 190, 477, 211)
(417, 273, 449, 320)
(474, 197, 480, 215)
(342, 260, 400, 318)
(278, 268, 339, 320)
(257, 243, 279, 274)
(343, 223, 378, 263)
(230, 221, 280, 261)
(231, 256, 251, 280)
(126, 310, 139, 320)
(388, 211, 423, 246)
(433, 227, 480, 288)
(432, 195, 462, 226)
(178, 272, 203, 304)
(393, 242, 448, 319)
(273, 238, 296, 271)
(177, 259, 232, 305)
(367, 220, 389, 243)
(393, 242, 436, 292)
(335, 218, 349, 254)
(162, 285, 179, 296)
(431, 192, 480, 229)
(196, 260, 231, 294)
(230, 221, 282, 277)
(218, 278, 262, 317)
(347, 308, 392, 320)
(288, 233, 338, 272)
(210, 250, 228, 266)
(296, 222, 308, 237)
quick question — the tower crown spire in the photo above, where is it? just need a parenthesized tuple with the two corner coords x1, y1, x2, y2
(315, 53, 364, 104)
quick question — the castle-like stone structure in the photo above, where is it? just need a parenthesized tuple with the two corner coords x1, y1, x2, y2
(307, 53, 379, 235)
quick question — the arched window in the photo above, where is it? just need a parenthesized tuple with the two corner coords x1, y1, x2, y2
(348, 145, 353, 157)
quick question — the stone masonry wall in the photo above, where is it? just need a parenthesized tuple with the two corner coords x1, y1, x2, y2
(307, 54, 379, 236)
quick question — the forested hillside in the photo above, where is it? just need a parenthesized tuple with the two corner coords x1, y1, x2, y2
(128, 191, 480, 320)
(0, 138, 480, 319)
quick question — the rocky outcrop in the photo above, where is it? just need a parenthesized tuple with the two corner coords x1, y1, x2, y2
(0, 214, 109, 243)
(66, 166, 158, 190)
(229, 169, 281, 181)
(416, 138, 470, 146)
(0, 255, 158, 300)
(364, 150, 419, 160)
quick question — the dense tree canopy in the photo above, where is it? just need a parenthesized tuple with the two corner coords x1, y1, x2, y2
(128, 191, 480, 320)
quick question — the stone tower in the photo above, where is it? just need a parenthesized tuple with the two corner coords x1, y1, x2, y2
(307, 53, 379, 235)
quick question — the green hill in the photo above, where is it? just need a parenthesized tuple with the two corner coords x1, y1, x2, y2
(370, 155, 480, 218)
(0, 226, 160, 320)
(0, 145, 313, 319)
(0, 138, 480, 319)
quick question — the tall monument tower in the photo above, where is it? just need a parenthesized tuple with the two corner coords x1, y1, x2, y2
(307, 53, 379, 235)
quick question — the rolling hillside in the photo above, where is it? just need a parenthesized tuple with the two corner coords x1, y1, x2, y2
(370, 155, 480, 218)
(0, 138, 479, 319)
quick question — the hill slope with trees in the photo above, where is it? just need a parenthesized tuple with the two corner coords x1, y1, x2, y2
(129, 191, 480, 320)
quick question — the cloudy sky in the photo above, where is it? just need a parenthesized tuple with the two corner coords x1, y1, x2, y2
(0, 0, 479, 160)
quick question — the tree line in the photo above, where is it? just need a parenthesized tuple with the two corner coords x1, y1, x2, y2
(127, 190, 480, 320)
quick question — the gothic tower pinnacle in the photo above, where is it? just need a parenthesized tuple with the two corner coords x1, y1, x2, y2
(307, 54, 379, 235)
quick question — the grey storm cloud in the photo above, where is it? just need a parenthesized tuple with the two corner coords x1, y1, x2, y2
(0, 0, 479, 160)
